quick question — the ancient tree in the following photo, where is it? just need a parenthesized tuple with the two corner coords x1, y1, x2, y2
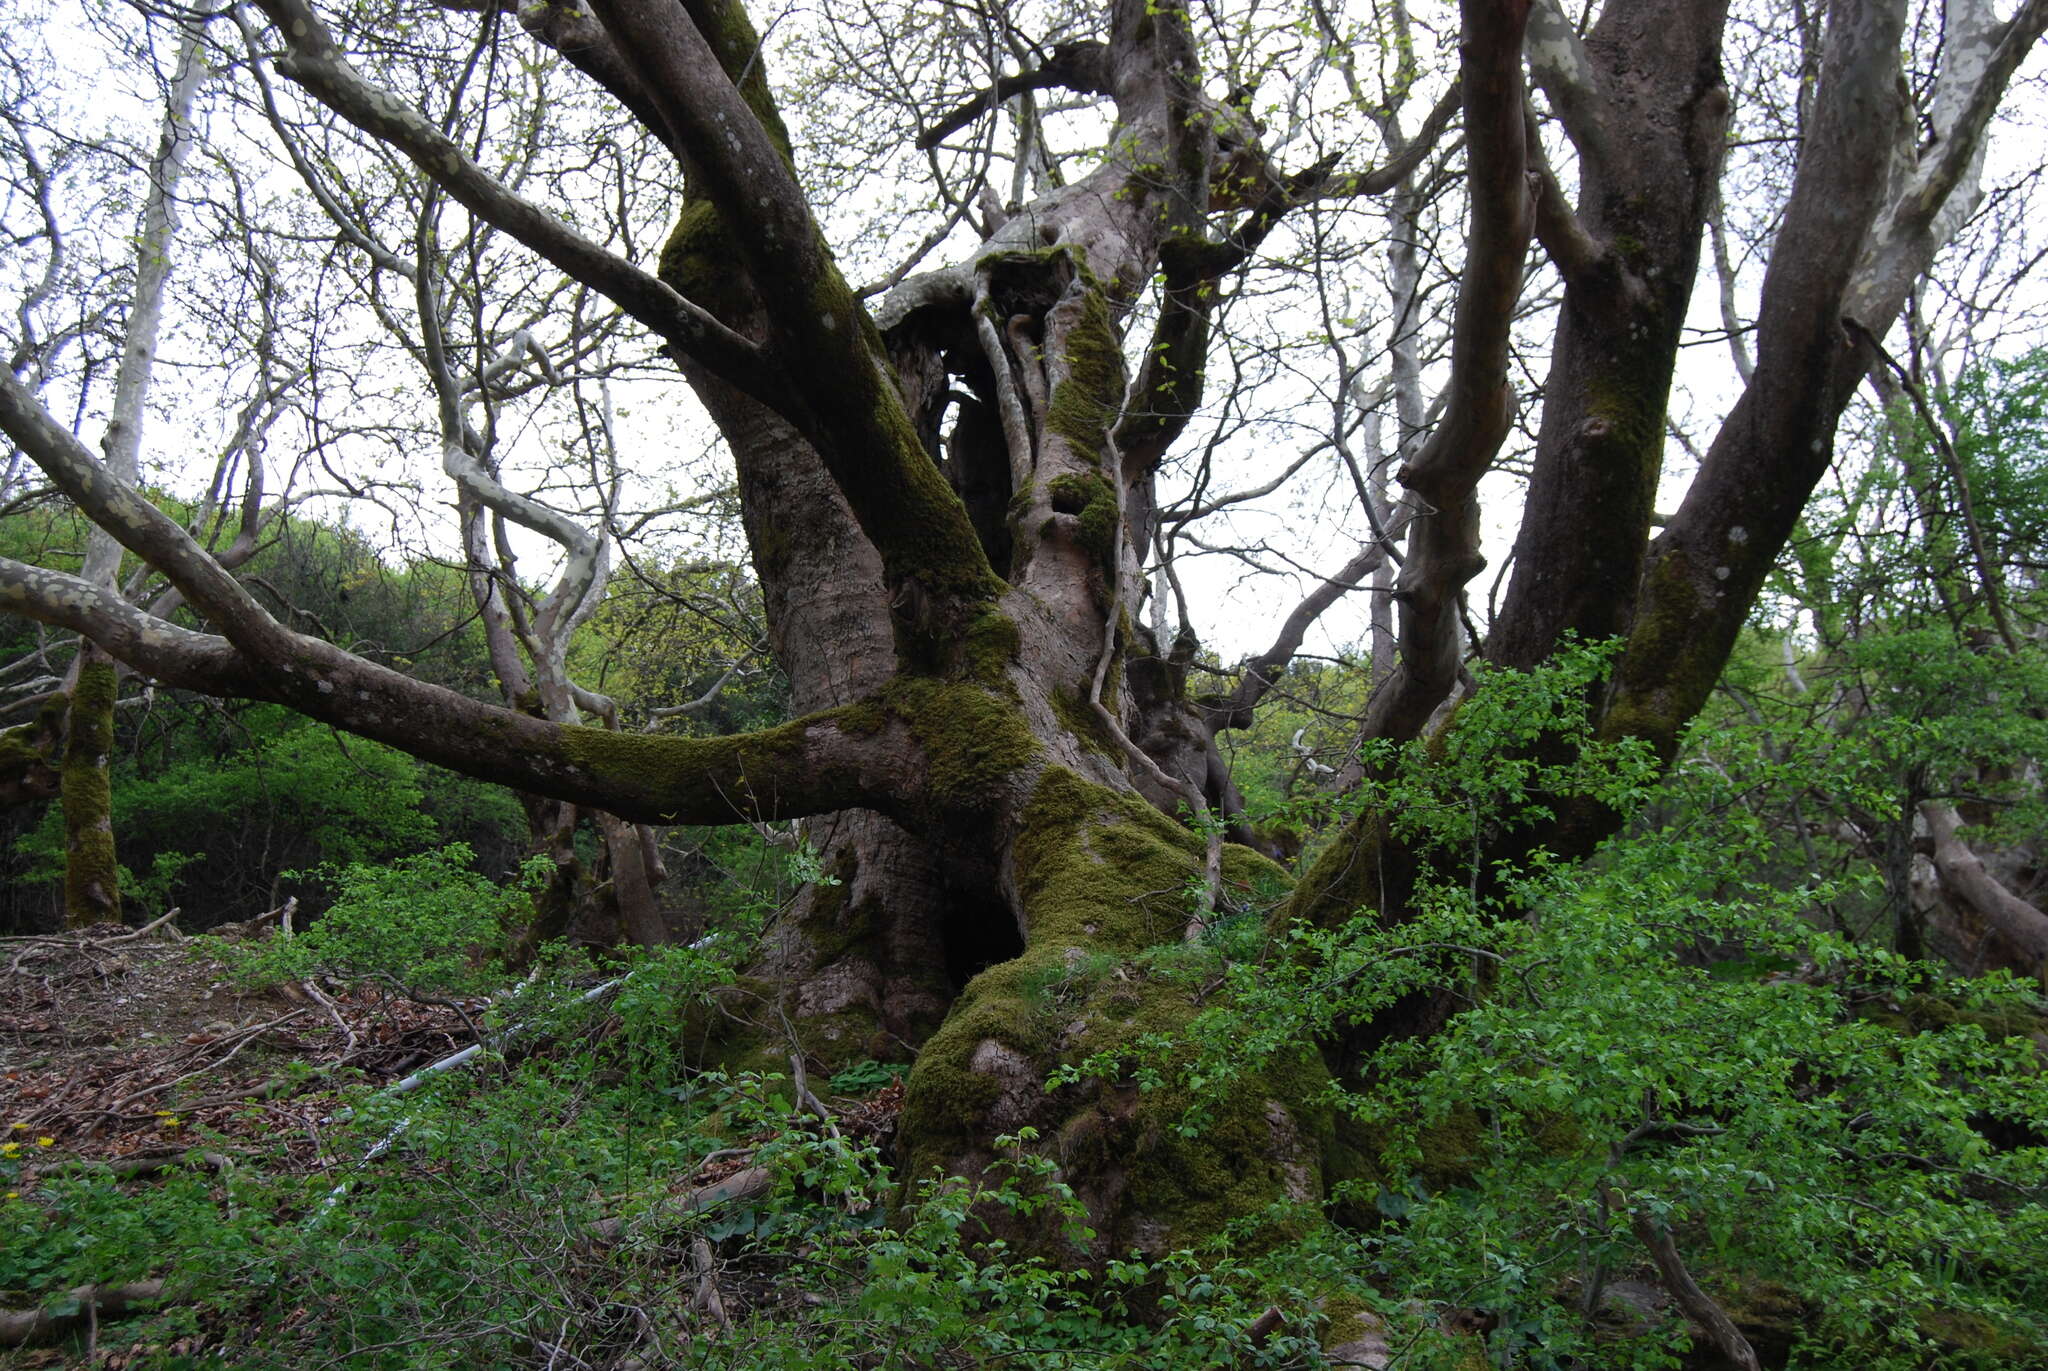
(3, 0, 2044, 1250)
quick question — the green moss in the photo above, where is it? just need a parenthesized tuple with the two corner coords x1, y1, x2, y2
(1917, 1308, 2048, 1368)
(1052, 971, 1334, 1245)
(1712, 1278, 1808, 1368)
(561, 683, 1036, 820)
(1603, 550, 1712, 759)
(962, 611, 1022, 687)
(793, 270, 1007, 619)
(1045, 471, 1119, 573)
(61, 660, 119, 927)
(901, 769, 1340, 1253)
(0, 721, 52, 771)
(1014, 768, 1198, 951)
(882, 677, 1039, 811)
(555, 711, 833, 819)
(836, 697, 888, 737)
(687, 971, 892, 1080)
(899, 955, 1057, 1158)
(1045, 288, 1125, 463)
(1048, 684, 1121, 760)
(1320, 1295, 1376, 1348)
(1582, 352, 1665, 488)
(1860, 991, 2047, 1043)
(658, 200, 736, 321)
(1285, 807, 1394, 930)
(748, 513, 795, 586)
(1220, 842, 1289, 893)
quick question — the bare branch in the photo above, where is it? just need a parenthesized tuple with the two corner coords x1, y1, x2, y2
(246, 0, 770, 394)
(914, 42, 1114, 151)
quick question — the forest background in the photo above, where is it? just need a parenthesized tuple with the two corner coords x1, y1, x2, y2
(2, 0, 2048, 1366)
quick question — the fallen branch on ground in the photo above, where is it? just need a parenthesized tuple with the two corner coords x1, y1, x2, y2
(0, 1281, 166, 1347)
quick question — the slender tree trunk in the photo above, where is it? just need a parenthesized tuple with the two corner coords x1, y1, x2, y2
(59, 650, 119, 926)
(57, 24, 208, 926)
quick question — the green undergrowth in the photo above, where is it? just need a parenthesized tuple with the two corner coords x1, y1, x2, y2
(0, 936, 1393, 1369)
(8, 648, 2047, 1368)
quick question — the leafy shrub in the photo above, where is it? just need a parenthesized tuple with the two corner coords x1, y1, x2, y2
(208, 844, 544, 996)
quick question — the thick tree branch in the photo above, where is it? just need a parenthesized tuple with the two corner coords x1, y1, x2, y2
(1602, 1182, 1762, 1371)
(1524, 0, 1613, 175)
(0, 1281, 166, 1347)
(1319, 85, 1464, 201)
(1844, 0, 2048, 331)
(1919, 801, 2048, 970)
(0, 554, 913, 828)
(1523, 102, 1605, 288)
(583, 0, 1002, 614)
(1610, 0, 1912, 758)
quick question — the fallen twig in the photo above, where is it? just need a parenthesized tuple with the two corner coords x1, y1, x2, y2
(32, 1148, 234, 1181)
(95, 909, 181, 945)
(300, 978, 357, 1055)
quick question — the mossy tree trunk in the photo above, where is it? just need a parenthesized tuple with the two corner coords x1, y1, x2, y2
(4, 0, 2040, 1256)
(59, 649, 119, 928)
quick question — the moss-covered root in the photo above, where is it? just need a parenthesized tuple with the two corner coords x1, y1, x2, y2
(61, 657, 119, 928)
(897, 768, 1331, 1260)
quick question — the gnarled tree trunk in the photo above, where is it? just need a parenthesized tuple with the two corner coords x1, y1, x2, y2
(4, 0, 2042, 1255)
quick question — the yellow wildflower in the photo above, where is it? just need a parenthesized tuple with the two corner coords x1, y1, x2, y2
(1, 1143, 17, 1158)
(34, 1137, 52, 1148)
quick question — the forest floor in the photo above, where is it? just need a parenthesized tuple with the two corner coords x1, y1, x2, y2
(0, 920, 511, 1367)
(1, 918, 484, 1175)
(0, 921, 910, 1367)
